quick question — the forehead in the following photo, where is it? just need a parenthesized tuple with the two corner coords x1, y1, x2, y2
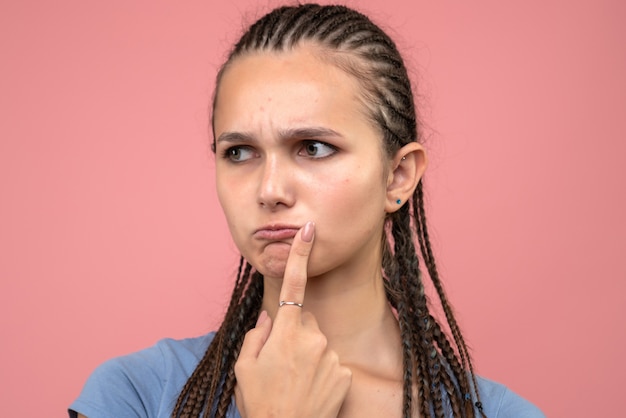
(212, 46, 372, 134)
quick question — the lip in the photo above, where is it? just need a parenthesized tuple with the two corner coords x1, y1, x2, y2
(253, 224, 300, 240)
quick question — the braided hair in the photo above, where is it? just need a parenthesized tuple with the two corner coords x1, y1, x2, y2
(174, 4, 485, 417)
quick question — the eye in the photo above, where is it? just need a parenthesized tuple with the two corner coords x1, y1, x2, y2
(299, 141, 337, 158)
(223, 146, 256, 162)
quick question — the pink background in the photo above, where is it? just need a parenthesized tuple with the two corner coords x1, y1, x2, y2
(1, 0, 625, 416)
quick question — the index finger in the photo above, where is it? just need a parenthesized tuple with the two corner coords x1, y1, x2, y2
(277, 221, 315, 320)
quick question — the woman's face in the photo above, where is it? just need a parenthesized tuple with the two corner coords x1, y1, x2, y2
(213, 46, 392, 280)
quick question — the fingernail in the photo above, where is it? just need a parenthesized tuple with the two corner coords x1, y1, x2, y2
(256, 310, 268, 326)
(301, 221, 315, 243)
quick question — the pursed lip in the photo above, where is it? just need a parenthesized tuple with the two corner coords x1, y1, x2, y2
(253, 224, 300, 240)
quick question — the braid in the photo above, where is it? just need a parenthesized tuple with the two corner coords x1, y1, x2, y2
(414, 183, 486, 416)
(172, 257, 246, 416)
(271, 6, 311, 48)
(397, 298, 416, 418)
(390, 204, 447, 418)
(214, 273, 263, 417)
(189, 4, 484, 417)
(172, 262, 262, 418)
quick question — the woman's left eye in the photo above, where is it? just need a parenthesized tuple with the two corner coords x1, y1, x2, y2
(298, 141, 337, 158)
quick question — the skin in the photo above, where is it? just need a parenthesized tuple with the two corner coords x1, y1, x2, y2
(77, 45, 426, 418)
(214, 45, 427, 418)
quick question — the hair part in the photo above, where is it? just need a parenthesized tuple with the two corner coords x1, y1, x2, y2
(177, 4, 485, 417)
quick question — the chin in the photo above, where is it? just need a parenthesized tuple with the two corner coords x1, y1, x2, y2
(253, 256, 288, 279)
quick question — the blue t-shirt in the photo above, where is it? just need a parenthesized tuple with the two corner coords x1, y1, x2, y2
(69, 333, 544, 418)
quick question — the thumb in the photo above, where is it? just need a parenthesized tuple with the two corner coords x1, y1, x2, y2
(238, 311, 272, 359)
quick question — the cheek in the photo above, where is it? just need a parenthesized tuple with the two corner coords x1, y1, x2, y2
(216, 176, 247, 235)
(314, 171, 387, 225)
(305, 175, 387, 274)
(215, 179, 231, 220)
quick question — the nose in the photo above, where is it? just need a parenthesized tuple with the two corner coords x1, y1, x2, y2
(257, 155, 294, 209)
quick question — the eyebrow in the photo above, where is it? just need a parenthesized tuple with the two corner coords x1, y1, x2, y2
(216, 131, 254, 145)
(216, 127, 344, 145)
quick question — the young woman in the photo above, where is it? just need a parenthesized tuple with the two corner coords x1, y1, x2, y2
(70, 4, 544, 418)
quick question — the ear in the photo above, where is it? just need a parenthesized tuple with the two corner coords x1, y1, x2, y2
(385, 142, 427, 213)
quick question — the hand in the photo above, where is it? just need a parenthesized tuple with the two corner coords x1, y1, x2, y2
(234, 221, 352, 418)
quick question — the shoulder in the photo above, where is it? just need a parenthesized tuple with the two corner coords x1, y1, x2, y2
(69, 332, 217, 418)
(475, 375, 545, 418)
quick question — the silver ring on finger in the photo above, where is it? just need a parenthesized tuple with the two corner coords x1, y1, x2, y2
(279, 300, 303, 308)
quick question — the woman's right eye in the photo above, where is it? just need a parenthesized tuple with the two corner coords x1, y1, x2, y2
(223, 146, 256, 162)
